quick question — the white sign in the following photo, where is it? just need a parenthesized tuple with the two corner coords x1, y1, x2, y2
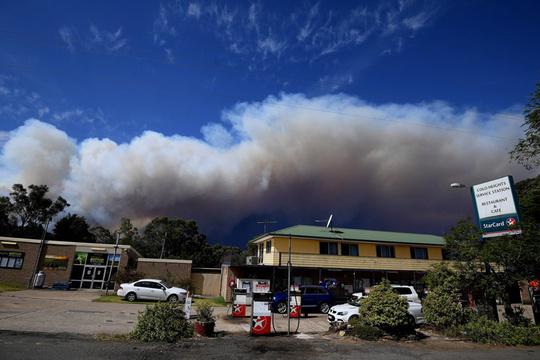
(472, 176, 517, 220)
(184, 296, 192, 319)
(253, 281, 270, 293)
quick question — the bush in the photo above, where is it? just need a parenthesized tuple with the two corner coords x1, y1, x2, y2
(423, 287, 470, 328)
(130, 302, 194, 342)
(159, 270, 198, 294)
(461, 316, 540, 346)
(113, 269, 146, 285)
(197, 301, 216, 323)
(347, 317, 384, 341)
(357, 279, 410, 334)
(502, 306, 533, 327)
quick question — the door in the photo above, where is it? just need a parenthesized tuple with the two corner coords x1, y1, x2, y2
(81, 266, 107, 289)
(148, 281, 167, 301)
(92, 266, 106, 289)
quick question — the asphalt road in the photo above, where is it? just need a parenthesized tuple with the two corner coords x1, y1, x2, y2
(1, 289, 540, 360)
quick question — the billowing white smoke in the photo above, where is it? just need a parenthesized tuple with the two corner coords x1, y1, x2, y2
(0, 93, 535, 242)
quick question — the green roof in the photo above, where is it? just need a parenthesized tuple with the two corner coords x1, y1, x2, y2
(252, 225, 444, 246)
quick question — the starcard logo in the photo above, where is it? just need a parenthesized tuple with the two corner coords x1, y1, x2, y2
(506, 218, 516, 227)
(252, 316, 268, 330)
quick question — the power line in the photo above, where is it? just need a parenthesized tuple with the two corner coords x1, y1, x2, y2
(0, 30, 524, 122)
(0, 62, 519, 142)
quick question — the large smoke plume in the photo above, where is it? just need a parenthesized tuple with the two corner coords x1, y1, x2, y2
(0, 93, 535, 246)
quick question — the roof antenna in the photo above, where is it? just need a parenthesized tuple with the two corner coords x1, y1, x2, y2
(326, 214, 333, 230)
(257, 220, 277, 234)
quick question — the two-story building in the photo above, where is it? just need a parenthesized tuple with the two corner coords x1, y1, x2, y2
(222, 225, 446, 298)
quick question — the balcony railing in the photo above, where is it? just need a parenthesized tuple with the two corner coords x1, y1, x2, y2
(259, 251, 443, 271)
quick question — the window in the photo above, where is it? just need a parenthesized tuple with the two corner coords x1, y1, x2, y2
(304, 287, 327, 295)
(0, 251, 25, 269)
(266, 240, 272, 253)
(258, 243, 264, 259)
(376, 245, 395, 258)
(341, 243, 359, 256)
(410, 247, 429, 259)
(320, 242, 338, 255)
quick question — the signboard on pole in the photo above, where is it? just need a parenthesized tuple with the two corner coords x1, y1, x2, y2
(470, 175, 522, 238)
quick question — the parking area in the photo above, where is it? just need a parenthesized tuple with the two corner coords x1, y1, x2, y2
(0, 289, 331, 336)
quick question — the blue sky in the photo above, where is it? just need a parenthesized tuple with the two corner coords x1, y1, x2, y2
(1, 0, 539, 248)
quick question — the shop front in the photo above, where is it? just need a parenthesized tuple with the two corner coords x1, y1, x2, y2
(70, 251, 122, 290)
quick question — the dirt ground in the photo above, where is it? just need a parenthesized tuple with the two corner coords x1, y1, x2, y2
(2, 330, 538, 360)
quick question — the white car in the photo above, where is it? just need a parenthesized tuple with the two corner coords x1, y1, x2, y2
(117, 279, 187, 303)
(327, 300, 424, 325)
(328, 285, 425, 326)
(351, 285, 421, 304)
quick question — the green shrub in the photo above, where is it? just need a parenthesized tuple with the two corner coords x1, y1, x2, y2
(502, 306, 533, 327)
(461, 316, 540, 346)
(113, 269, 146, 285)
(130, 302, 194, 342)
(197, 301, 216, 322)
(357, 279, 410, 334)
(423, 287, 470, 328)
(160, 270, 198, 294)
(347, 317, 384, 341)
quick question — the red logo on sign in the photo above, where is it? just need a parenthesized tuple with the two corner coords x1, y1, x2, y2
(253, 316, 268, 330)
(506, 218, 516, 226)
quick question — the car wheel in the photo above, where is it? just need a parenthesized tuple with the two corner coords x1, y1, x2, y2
(407, 314, 416, 327)
(168, 294, 179, 303)
(319, 302, 330, 314)
(348, 315, 359, 323)
(126, 292, 137, 302)
(276, 301, 288, 314)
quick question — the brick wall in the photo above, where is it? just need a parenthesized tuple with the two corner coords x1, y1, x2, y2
(0, 239, 76, 287)
(136, 258, 192, 282)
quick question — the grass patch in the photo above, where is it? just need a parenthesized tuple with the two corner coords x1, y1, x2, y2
(0, 282, 26, 293)
(93, 293, 227, 307)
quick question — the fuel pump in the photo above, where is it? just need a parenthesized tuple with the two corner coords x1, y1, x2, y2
(250, 281, 272, 336)
(233, 288, 248, 317)
(288, 289, 301, 318)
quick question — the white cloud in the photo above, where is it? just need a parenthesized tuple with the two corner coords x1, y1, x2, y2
(201, 123, 234, 148)
(0, 119, 77, 192)
(88, 25, 128, 51)
(187, 3, 202, 19)
(153, 1, 437, 64)
(0, 93, 534, 239)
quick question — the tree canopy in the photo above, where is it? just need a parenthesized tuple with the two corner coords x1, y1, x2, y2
(0, 184, 69, 238)
(510, 80, 540, 169)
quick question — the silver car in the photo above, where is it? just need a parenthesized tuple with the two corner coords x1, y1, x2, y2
(117, 279, 187, 303)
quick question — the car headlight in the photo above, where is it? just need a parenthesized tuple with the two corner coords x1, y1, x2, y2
(337, 311, 348, 316)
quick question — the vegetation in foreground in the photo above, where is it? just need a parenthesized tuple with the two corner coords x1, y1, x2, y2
(336, 279, 540, 347)
(130, 302, 194, 342)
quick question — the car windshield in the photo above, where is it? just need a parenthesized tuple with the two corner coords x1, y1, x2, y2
(160, 281, 172, 289)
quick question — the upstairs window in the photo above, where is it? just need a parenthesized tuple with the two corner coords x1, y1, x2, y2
(266, 240, 272, 253)
(258, 243, 264, 259)
(341, 243, 359, 256)
(410, 247, 429, 259)
(320, 242, 338, 255)
(376, 245, 395, 258)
